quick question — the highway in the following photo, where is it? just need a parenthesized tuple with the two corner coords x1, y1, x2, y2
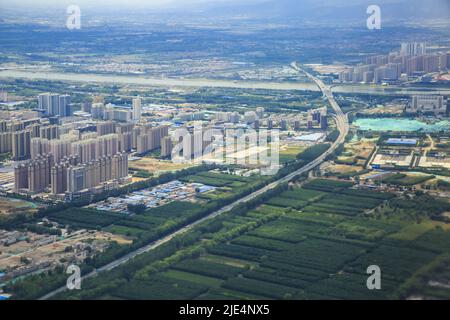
(39, 63, 349, 300)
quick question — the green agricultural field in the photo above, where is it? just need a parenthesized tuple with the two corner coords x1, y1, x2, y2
(161, 270, 224, 288)
(381, 173, 435, 186)
(279, 145, 305, 164)
(303, 178, 354, 192)
(52, 178, 450, 300)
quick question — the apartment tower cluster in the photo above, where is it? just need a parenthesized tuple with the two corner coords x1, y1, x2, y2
(339, 43, 450, 84)
(38, 93, 71, 117)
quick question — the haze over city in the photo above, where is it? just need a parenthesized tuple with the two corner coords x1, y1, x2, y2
(0, 0, 449, 309)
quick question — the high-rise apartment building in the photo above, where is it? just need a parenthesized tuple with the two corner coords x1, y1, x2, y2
(104, 105, 132, 123)
(14, 154, 54, 193)
(161, 136, 173, 158)
(400, 42, 426, 56)
(132, 98, 142, 122)
(136, 125, 169, 154)
(0, 132, 12, 154)
(97, 121, 116, 136)
(256, 107, 265, 119)
(12, 130, 31, 160)
(244, 111, 257, 124)
(38, 93, 71, 117)
(91, 103, 106, 119)
(65, 153, 128, 194)
(40, 125, 60, 140)
(423, 55, 440, 73)
(407, 95, 447, 115)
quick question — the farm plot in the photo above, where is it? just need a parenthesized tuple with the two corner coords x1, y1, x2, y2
(303, 179, 354, 192)
(45, 201, 204, 239)
(180, 171, 255, 188)
(56, 178, 450, 300)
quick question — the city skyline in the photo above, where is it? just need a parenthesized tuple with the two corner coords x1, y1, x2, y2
(0, 0, 449, 306)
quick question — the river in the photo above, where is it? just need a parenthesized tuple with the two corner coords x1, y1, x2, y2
(1, 69, 450, 96)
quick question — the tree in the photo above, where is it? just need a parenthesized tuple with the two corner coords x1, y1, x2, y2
(127, 203, 147, 214)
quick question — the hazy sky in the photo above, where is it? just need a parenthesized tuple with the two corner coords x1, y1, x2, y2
(1, 0, 431, 10)
(1, 0, 248, 9)
(1, 0, 448, 20)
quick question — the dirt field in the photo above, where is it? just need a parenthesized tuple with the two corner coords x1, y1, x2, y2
(327, 164, 364, 174)
(338, 137, 376, 165)
(347, 138, 376, 158)
(307, 64, 348, 75)
(363, 103, 404, 115)
(0, 197, 41, 216)
(129, 157, 193, 174)
(0, 230, 131, 271)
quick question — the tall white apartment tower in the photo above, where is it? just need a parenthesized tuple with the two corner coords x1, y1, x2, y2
(132, 97, 142, 122)
(38, 93, 49, 111)
(400, 42, 426, 57)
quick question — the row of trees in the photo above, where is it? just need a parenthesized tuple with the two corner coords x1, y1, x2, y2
(55, 181, 294, 299)
(0, 164, 218, 230)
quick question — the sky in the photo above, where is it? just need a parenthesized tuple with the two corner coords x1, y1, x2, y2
(1, 0, 448, 20)
(2, 0, 448, 10)
(1, 0, 247, 9)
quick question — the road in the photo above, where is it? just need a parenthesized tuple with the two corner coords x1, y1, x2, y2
(39, 63, 349, 300)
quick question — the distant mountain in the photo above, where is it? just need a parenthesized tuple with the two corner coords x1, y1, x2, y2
(186, 0, 450, 21)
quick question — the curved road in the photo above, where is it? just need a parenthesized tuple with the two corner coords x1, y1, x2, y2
(39, 63, 349, 300)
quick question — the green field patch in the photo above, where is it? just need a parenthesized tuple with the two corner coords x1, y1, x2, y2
(409, 228, 450, 253)
(249, 218, 311, 243)
(389, 221, 439, 241)
(172, 259, 243, 280)
(232, 235, 294, 252)
(302, 204, 361, 216)
(332, 222, 386, 241)
(103, 225, 144, 237)
(180, 171, 257, 188)
(321, 194, 381, 209)
(284, 211, 345, 225)
(243, 268, 311, 289)
(266, 197, 307, 209)
(269, 237, 367, 274)
(280, 188, 327, 202)
(180, 175, 230, 187)
(162, 269, 224, 288)
(304, 272, 398, 300)
(208, 243, 273, 261)
(197, 172, 254, 183)
(349, 244, 437, 282)
(303, 179, 354, 192)
(200, 288, 269, 300)
(254, 205, 286, 215)
(382, 174, 434, 186)
(200, 254, 256, 269)
(47, 208, 124, 229)
(222, 277, 299, 299)
(113, 277, 207, 300)
(260, 260, 329, 281)
(338, 189, 394, 200)
(144, 201, 201, 218)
